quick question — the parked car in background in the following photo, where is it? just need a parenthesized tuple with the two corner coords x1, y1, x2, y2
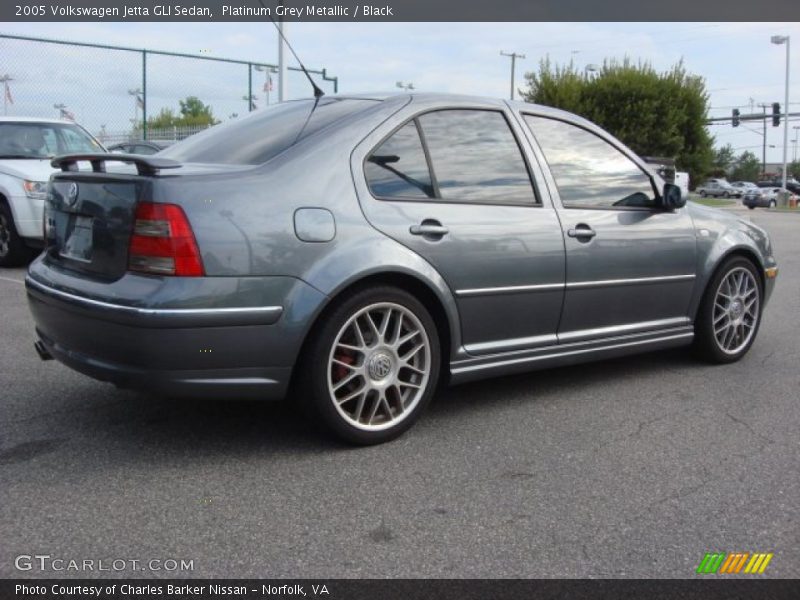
(731, 181, 759, 195)
(0, 117, 106, 266)
(696, 179, 741, 198)
(757, 179, 800, 195)
(26, 94, 778, 444)
(742, 187, 776, 209)
(107, 140, 174, 155)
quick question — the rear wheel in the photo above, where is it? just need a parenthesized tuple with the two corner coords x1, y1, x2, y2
(769, 199, 776, 209)
(694, 257, 762, 363)
(0, 202, 34, 267)
(700, 191, 707, 198)
(301, 286, 441, 445)
(723, 191, 730, 198)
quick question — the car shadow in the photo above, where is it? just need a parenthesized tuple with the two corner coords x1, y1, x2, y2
(45, 346, 704, 461)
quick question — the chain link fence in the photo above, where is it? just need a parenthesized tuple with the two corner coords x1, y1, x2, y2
(0, 33, 338, 143)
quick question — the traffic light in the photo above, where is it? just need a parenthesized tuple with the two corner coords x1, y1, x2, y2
(772, 102, 781, 127)
(732, 108, 740, 127)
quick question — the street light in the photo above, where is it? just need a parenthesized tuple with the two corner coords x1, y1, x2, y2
(128, 87, 143, 129)
(0, 74, 13, 116)
(771, 34, 790, 195)
(396, 81, 415, 91)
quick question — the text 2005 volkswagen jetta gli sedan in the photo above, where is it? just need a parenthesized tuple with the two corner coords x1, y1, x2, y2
(26, 93, 778, 444)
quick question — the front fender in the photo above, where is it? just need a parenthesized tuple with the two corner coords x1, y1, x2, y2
(687, 202, 777, 318)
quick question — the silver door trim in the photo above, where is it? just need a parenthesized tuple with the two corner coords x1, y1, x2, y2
(566, 274, 696, 289)
(455, 282, 565, 297)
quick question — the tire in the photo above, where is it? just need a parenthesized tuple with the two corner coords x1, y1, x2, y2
(769, 200, 776, 209)
(700, 191, 707, 198)
(723, 191, 730, 198)
(300, 286, 441, 445)
(747, 205, 755, 210)
(694, 257, 763, 364)
(0, 202, 34, 267)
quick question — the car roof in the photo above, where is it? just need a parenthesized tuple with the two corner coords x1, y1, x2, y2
(0, 116, 79, 124)
(331, 91, 585, 118)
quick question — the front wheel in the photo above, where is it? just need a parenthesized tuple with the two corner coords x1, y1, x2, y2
(0, 203, 34, 267)
(769, 200, 776, 209)
(723, 191, 730, 198)
(700, 191, 707, 198)
(694, 257, 763, 363)
(301, 286, 441, 445)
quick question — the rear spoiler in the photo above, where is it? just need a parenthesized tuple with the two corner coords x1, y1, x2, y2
(51, 153, 182, 176)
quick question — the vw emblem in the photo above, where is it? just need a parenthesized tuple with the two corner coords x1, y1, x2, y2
(368, 353, 393, 381)
(66, 182, 79, 206)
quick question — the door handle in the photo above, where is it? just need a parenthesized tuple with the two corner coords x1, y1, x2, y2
(410, 221, 449, 238)
(567, 225, 596, 239)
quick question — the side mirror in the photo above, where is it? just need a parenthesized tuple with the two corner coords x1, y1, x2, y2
(660, 182, 686, 210)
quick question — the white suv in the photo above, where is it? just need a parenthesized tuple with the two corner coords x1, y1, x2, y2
(0, 117, 105, 266)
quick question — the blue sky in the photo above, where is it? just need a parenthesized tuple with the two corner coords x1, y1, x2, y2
(1, 21, 799, 164)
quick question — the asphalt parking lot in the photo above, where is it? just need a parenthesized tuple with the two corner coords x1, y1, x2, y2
(1, 206, 798, 579)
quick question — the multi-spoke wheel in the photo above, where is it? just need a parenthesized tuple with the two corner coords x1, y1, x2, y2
(302, 286, 440, 444)
(695, 257, 763, 363)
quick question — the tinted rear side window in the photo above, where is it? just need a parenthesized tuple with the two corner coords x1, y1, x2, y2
(161, 98, 375, 165)
(365, 122, 435, 199)
(417, 110, 536, 205)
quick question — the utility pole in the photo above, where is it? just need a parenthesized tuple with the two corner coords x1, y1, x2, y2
(500, 51, 525, 101)
(277, 16, 287, 102)
(793, 125, 799, 162)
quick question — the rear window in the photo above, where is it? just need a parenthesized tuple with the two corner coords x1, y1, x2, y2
(160, 98, 376, 165)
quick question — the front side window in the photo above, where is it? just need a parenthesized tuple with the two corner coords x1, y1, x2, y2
(524, 115, 657, 209)
(418, 110, 536, 205)
(365, 122, 434, 199)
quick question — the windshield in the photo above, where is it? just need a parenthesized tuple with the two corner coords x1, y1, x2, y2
(0, 122, 103, 159)
(160, 98, 377, 165)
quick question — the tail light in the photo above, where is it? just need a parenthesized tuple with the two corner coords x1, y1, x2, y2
(128, 202, 204, 276)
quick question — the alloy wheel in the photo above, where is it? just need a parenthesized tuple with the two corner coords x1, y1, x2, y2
(327, 302, 431, 431)
(712, 267, 760, 355)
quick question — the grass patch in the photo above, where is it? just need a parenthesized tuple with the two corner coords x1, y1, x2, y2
(690, 196, 736, 207)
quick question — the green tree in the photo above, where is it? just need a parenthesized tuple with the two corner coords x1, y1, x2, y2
(178, 96, 218, 126)
(522, 58, 715, 186)
(138, 96, 219, 132)
(712, 144, 736, 176)
(789, 160, 800, 180)
(730, 151, 761, 182)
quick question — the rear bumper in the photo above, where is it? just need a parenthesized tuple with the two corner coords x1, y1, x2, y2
(25, 260, 327, 400)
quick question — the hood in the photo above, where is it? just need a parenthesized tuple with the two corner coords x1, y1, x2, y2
(0, 158, 58, 182)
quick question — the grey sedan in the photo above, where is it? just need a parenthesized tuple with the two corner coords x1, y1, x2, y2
(26, 93, 778, 444)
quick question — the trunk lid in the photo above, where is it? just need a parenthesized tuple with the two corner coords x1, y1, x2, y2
(45, 172, 146, 281)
